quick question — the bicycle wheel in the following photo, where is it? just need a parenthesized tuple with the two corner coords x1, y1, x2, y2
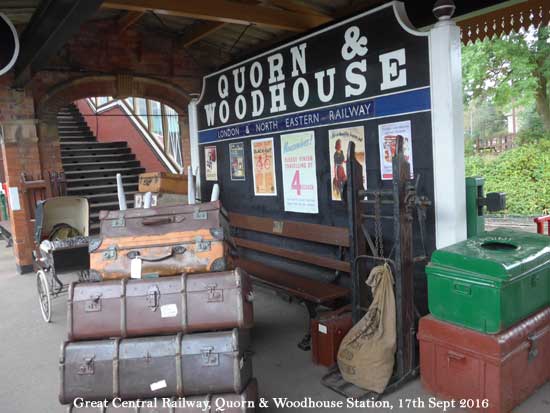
(36, 270, 52, 323)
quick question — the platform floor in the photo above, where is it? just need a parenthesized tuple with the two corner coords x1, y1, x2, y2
(0, 244, 548, 412)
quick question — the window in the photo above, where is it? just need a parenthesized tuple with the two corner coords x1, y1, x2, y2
(150, 100, 164, 145)
(125, 97, 134, 109)
(165, 105, 183, 168)
(135, 98, 148, 128)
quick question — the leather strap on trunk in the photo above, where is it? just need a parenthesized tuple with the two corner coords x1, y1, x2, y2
(181, 274, 188, 332)
(112, 338, 121, 398)
(120, 279, 127, 338)
(175, 333, 183, 397)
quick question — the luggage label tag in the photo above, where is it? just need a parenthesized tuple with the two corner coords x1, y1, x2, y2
(318, 324, 328, 334)
(161, 304, 178, 318)
(131, 258, 142, 279)
(150, 379, 167, 391)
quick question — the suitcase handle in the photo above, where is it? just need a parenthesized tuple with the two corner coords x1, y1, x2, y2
(141, 216, 184, 226)
(127, 246, 186, 262)
(453, 282, 471, 296)
(447, 350, 465, 362)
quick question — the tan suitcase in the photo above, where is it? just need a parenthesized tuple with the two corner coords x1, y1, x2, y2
(138, 172, 188, 194)
(89, 228, 234, 280)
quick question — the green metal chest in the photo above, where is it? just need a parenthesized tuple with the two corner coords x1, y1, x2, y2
(426, 229, 550, 333)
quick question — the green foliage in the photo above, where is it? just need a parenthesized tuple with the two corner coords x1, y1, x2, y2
(516, 106, 549, 145)
(465, 141, 550, 215)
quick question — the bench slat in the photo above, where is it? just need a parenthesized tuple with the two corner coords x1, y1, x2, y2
(238, 258, 349, 304)
(234, 236, 350, 273)
(230, 212, 349, 247)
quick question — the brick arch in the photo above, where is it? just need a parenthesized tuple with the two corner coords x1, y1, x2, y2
(36, 74, 191, 121)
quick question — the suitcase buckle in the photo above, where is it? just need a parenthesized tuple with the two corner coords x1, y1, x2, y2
(78, 356, 95, 375)
(207, 284, 223, 303)
(103, 246, 117, 260)
(200, 347, 219, 366)
(112, 216, 125, 228)
(195, 237, 211, 252)
(146, 285, 160, 311)
(528, 335, 539, 361)
(193, 209, 207, 220)
(85, 294, 102, 312)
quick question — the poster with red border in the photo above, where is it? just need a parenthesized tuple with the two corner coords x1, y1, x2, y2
(251, 137, 277, 196)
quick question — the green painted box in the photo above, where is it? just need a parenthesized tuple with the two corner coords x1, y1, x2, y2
(426, 228, 550, 334)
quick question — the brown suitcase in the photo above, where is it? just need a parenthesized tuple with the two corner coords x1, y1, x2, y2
(311, 305, 353, 367)
(98, 201, 228, 239)
(418, 308, 550, 413)
(66, 379, 257, 412)
(89, 228, 233, 280)
(134, 192, 188, 208)
(59, 329, 252, 404)
(68, 269, 254, 341)
(138, 172, 188, 195)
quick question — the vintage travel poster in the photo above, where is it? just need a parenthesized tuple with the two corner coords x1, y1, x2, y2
(378, 120, 414, 180)
(251, 137, 277, 196)
(229, 142, 246, 181)
(328, 126, 366, 201)
(280, 131, 318, 213)
(204, 146, 218, 181)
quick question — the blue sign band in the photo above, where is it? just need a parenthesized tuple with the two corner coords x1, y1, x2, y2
(198, 87, 430, 144)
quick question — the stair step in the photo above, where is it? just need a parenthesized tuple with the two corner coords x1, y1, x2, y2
(62, 154, 136, 163)
(61, 147, 131, 157)
(63, 160, 141, 172)
(64, 167, 145, 179)
(67, 182, 139, 195)
(59, 137, 97, 143)
(85, 191, 137, 203)
(59, 129, 92, 136)
(66, 174, 139, 188)
(61, 142, 128, 150)
(90, 200, 135, 213)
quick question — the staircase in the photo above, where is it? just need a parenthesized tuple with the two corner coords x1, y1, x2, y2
(58, 104, 145, 234)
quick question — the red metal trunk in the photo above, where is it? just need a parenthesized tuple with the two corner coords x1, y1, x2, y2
(418, 308, 550, 413)
(311, 305, 353, 367)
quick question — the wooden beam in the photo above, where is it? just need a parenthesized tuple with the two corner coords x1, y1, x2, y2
(102, 0, 331, 32)
(180, 21, 226, 47)
(269, 0, 332, 18)
(117, 11, 144, 33)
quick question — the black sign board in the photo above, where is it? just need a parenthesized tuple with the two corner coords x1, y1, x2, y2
(196, 1, 436, 296)
(0, 13, 19, 76)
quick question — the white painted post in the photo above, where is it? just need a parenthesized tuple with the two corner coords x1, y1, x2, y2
(116, 173, 127, 211)
(187, 166, 196, 204)
(429, 0, 467, 248)
(143, 191, 152, 209)
(210, 184, 220, 202)
(187, 98, 201, 201)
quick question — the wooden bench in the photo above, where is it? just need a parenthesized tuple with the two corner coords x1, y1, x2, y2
(230, 212, 351, 350)
(0, 220, 12, 247)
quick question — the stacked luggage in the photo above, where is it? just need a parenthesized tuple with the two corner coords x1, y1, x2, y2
(134, 172, 188, 208)
(419, 228, 550, 413)
(61, 201, 257, 412)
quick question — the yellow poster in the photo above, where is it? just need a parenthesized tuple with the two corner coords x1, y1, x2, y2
(251, 137, 277, 196)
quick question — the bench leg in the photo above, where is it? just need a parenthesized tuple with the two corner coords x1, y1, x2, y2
(298, 301, 318, 351)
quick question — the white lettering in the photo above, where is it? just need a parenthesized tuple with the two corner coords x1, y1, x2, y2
(379, 48, 407, 90)
(267, 53, 284, 84)
(218, 75, 229, 98)
(235, 95, 247, 119)
(269, 83, 287, 113)
(250, 61, 263, 88)
(232, 66, 246, 93)
(204, 103, 217, 126)
(345, 59, 367, 97)
(292, 77, 309, 107)
(315, 68, 335, 103)
(251, 90, 264, 117)
(290, 43, 307, 77)
(219, 100, 230, 123)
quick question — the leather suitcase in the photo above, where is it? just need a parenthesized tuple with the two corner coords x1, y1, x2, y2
(311, 305, 352, 367)
(138, 172, 188, 195)
(134, 192, 188, 208)
(98, 201, 228, 239)
(66, 379, 257, 412)
(67, 269, 254, 341)
(418, 308, 550, 413)
(89, 228, 233, 280)
(59, 329, 252, 404)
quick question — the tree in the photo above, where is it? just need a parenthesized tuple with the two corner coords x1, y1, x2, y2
(462, 26, 550, 132)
